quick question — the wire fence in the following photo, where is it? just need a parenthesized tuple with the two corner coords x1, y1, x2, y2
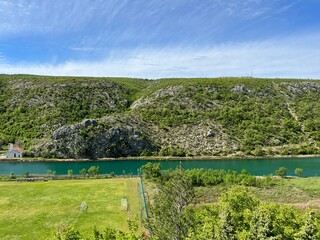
(138, 174, 150, 229)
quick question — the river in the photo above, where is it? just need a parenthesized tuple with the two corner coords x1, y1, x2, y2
(0, 157, 320, 176)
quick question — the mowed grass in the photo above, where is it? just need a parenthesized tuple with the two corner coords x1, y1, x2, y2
(0, 178, 140, 240)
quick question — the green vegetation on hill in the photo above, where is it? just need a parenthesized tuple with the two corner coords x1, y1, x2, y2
(137, 79, 301, 145)
(133, 78, 320, 156)
(0, 75, 150, 148)
(1, 75, 320, 158)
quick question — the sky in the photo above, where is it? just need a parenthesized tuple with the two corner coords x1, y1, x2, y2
(0, 0, 320, 79)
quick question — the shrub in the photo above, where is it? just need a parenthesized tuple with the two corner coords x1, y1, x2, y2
(275, 167, 288, 178)
(295, 168, 303, 177)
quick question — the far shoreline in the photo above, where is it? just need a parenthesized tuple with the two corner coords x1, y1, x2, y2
(1, 154, 320, 162)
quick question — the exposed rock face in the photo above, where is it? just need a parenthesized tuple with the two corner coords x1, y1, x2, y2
(34, 115, 237, 158)
(131, 86, 185, 109)
(281, 82, 320, 95)
(147, 121, 238, 156)
(52, 119, 98, 140)
(231, 85, 250, 94)
(34, 118, 158, 159)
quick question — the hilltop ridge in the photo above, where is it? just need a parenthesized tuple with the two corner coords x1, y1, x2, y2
(1, 75, 320, 159)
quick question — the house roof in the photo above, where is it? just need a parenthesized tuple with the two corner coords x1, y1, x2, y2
(11, 147, 24, 153)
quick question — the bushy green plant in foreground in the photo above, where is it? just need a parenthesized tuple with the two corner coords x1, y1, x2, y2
(187, 187, 320, 240)
(53, 182, 320, 240)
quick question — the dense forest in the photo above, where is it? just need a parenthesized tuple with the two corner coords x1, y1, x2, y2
(1, 74, 320, 158)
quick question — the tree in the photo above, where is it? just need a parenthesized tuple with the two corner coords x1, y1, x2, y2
(88, 166, 99, 177)
(9, 171, 15, 179)
(147, 169, 195, 240)
(295, 168, 303, 177)
(15, 140, 24, 148)
(47, 169, 56, 176)
(141, 162, 162, 180)
(295, 211, 319, 240)
(218, 185, 259, 235)
(55, 220, 144, 240)
(253, 146, 265, 156)
(54, 225, 82, 240)
(275, 167, 288, 178)
(67, 169, 73, 178)
(186, 214, 215, 240)
(215, 209, 236, 240)
(247, 205, 275, 240)
(80, 168, 86, 178)
(96, 166, 100, 176)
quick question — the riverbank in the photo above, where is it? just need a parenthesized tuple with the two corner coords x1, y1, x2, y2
(1, 153, 320, 162)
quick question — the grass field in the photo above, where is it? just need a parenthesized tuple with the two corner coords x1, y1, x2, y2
(252, 177, 320, 207)
(192, 177, 320, 208)
(0, 178, 140, 240)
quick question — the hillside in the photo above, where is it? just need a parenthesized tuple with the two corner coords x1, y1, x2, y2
(1, 74, 320, 159)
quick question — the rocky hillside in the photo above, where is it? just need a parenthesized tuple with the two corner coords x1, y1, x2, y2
(1, 75, 320, 159)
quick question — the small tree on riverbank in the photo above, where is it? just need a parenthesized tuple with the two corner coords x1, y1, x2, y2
(88, 166, 100, 177)
(275, 167, 288, 178)
(67, 169, 73, 178)
(9, 172, 15, 179)
(295, 168, 303, 177)
(80, 168, 86, 178)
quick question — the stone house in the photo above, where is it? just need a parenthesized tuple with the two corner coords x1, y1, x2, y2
(6, 143, 24, 158)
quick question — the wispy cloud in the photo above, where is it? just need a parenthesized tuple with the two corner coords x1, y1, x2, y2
(1, 33, 319, 79)
(0, 0, 318, 79)
(0, 0, 296, 41)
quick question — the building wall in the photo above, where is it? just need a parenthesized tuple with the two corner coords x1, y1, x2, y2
(6, 150, 22, 158)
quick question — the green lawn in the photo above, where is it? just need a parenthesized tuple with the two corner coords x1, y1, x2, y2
(0, 178, 140, 240)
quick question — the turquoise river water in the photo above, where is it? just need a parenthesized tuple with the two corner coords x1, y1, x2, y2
(0, 157, 320, 176)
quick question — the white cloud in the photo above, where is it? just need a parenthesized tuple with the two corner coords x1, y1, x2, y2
(0, 0, 295, 37)
(0, 0, 125, 35)
(0, 34, 319, 79)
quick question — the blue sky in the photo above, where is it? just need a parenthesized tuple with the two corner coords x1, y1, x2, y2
(0, 0, 320, 78)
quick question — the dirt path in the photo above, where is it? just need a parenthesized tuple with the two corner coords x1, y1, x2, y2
(290, 200, 320, 210)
